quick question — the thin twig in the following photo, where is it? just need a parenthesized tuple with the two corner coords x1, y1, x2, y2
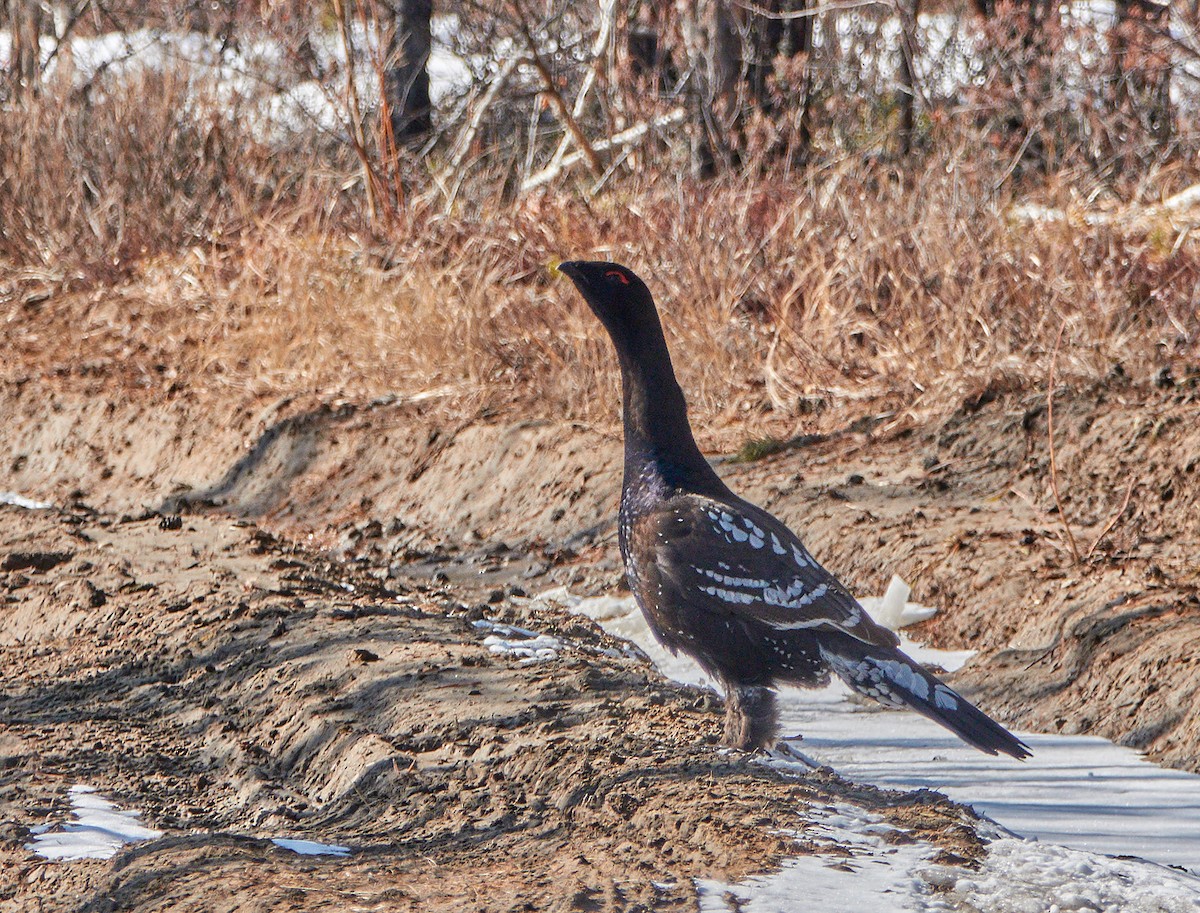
(512, 0, 602, 177)
(1084, 476, 1136, 562)
(520, 108, 686, 191)
(333, 0, 380, 222)
(731, 0, 892, 19)
(431, 54, 522, 209)
(546, 0, 618, 174)
(364, 0, 405, 221)
(1047, 319, 1081, 564)
(992, 127, 1035, 193)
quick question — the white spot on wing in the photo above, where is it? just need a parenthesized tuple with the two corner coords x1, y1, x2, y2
(764, 583, 830, 621)
(934, 684, 958, 710)
(876, 659, 929, 700)
(742, 518, 765, 538)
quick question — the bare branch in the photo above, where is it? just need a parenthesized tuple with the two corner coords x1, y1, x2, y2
(446, 56, 522, 176)
(731, 0, 893, 19)
(520, 107, 687, 192)
(546, 0, 619, 174)
(1084, 476, 1137, 562)
(510, 0, 603, 177)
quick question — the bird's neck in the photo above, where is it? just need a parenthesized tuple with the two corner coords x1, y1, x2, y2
(612, 322, 723, 499)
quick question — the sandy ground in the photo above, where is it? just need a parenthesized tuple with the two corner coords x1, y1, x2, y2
(0, 362, 1197, 910)
(0, 503, 986, 912)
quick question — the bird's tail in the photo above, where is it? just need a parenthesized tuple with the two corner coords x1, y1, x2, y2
(818, 638, 1031, 760)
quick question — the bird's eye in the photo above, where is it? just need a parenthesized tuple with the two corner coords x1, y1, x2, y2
(605, 270, 630, 285)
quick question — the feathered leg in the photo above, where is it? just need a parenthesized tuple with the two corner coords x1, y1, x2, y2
(722, 684, 778, 750)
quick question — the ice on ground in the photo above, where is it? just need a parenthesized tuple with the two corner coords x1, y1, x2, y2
(810, 722, 1200, 876)
(699, 802, 936, 912)
(0, 491, 53, 510)
(27, 785, 163, 861)
(271, 837, 351, 857)
(702, 819, 1200, 913)
(922, 835, 1200, 913)
(472, 619, 561, 663)
(540, 587, 1200, 902)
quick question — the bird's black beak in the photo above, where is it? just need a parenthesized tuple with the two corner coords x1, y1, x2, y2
(554, 260, 589, 289)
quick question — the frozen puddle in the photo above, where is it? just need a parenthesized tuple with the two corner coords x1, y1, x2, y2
(271, 838, 351, 857)
(27, 785, 162, 861)
(538, 588, 1200, 909)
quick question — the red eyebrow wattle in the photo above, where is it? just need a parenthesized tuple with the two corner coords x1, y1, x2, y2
(606, 270, 630, 285)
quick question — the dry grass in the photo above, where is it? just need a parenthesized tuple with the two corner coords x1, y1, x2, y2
(6, 156, 1198, 442)
(0, 53, 366, 293)
(1, 60, 1197, 443)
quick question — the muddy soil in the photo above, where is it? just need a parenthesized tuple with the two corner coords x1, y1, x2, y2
(1, 350, 1198, 912)
(2, 377, 1197, 771)
(0, 504, 985, 912)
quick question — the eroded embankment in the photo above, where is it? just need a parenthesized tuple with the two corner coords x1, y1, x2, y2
(0, 505, 985, 912)
(1, 379, 1198, 776)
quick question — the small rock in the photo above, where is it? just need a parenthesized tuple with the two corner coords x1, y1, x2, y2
(2, 551, 74, 572)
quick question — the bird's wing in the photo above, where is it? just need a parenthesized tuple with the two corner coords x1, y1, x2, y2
(633, 493, 899, 650)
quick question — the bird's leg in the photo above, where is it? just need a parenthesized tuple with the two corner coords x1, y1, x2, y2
(722, 685, 778, 750)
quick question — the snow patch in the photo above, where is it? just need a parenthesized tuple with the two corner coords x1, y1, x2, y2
(0, 21, 473, 145)
(699, 802, 936, 912)
(545, 587, 1200, 895)
(27, 785, 162, 861)
(472, 619, 561, 663)
(271, 837, 351, 857)
(0, 491, 53, 510)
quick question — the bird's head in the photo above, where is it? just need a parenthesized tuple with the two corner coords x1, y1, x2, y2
(554, 260, 657, 342)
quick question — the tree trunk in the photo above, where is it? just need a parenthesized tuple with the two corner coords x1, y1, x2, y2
(897, 0, 920, 156)
(385, 0, 433, 144)
(676, 0, 817, 173)
(787, 0, 814, 163)
(7, 0, 44, 98)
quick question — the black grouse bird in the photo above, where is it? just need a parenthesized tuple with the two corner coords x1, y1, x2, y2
(557, 260, 1030, 760)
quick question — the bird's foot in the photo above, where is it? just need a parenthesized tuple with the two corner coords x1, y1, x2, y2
(767, 740, 821, 770)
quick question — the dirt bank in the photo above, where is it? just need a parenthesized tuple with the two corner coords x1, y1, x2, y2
(2, 378, 1198, 773)
(0, 503, 987, 912)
